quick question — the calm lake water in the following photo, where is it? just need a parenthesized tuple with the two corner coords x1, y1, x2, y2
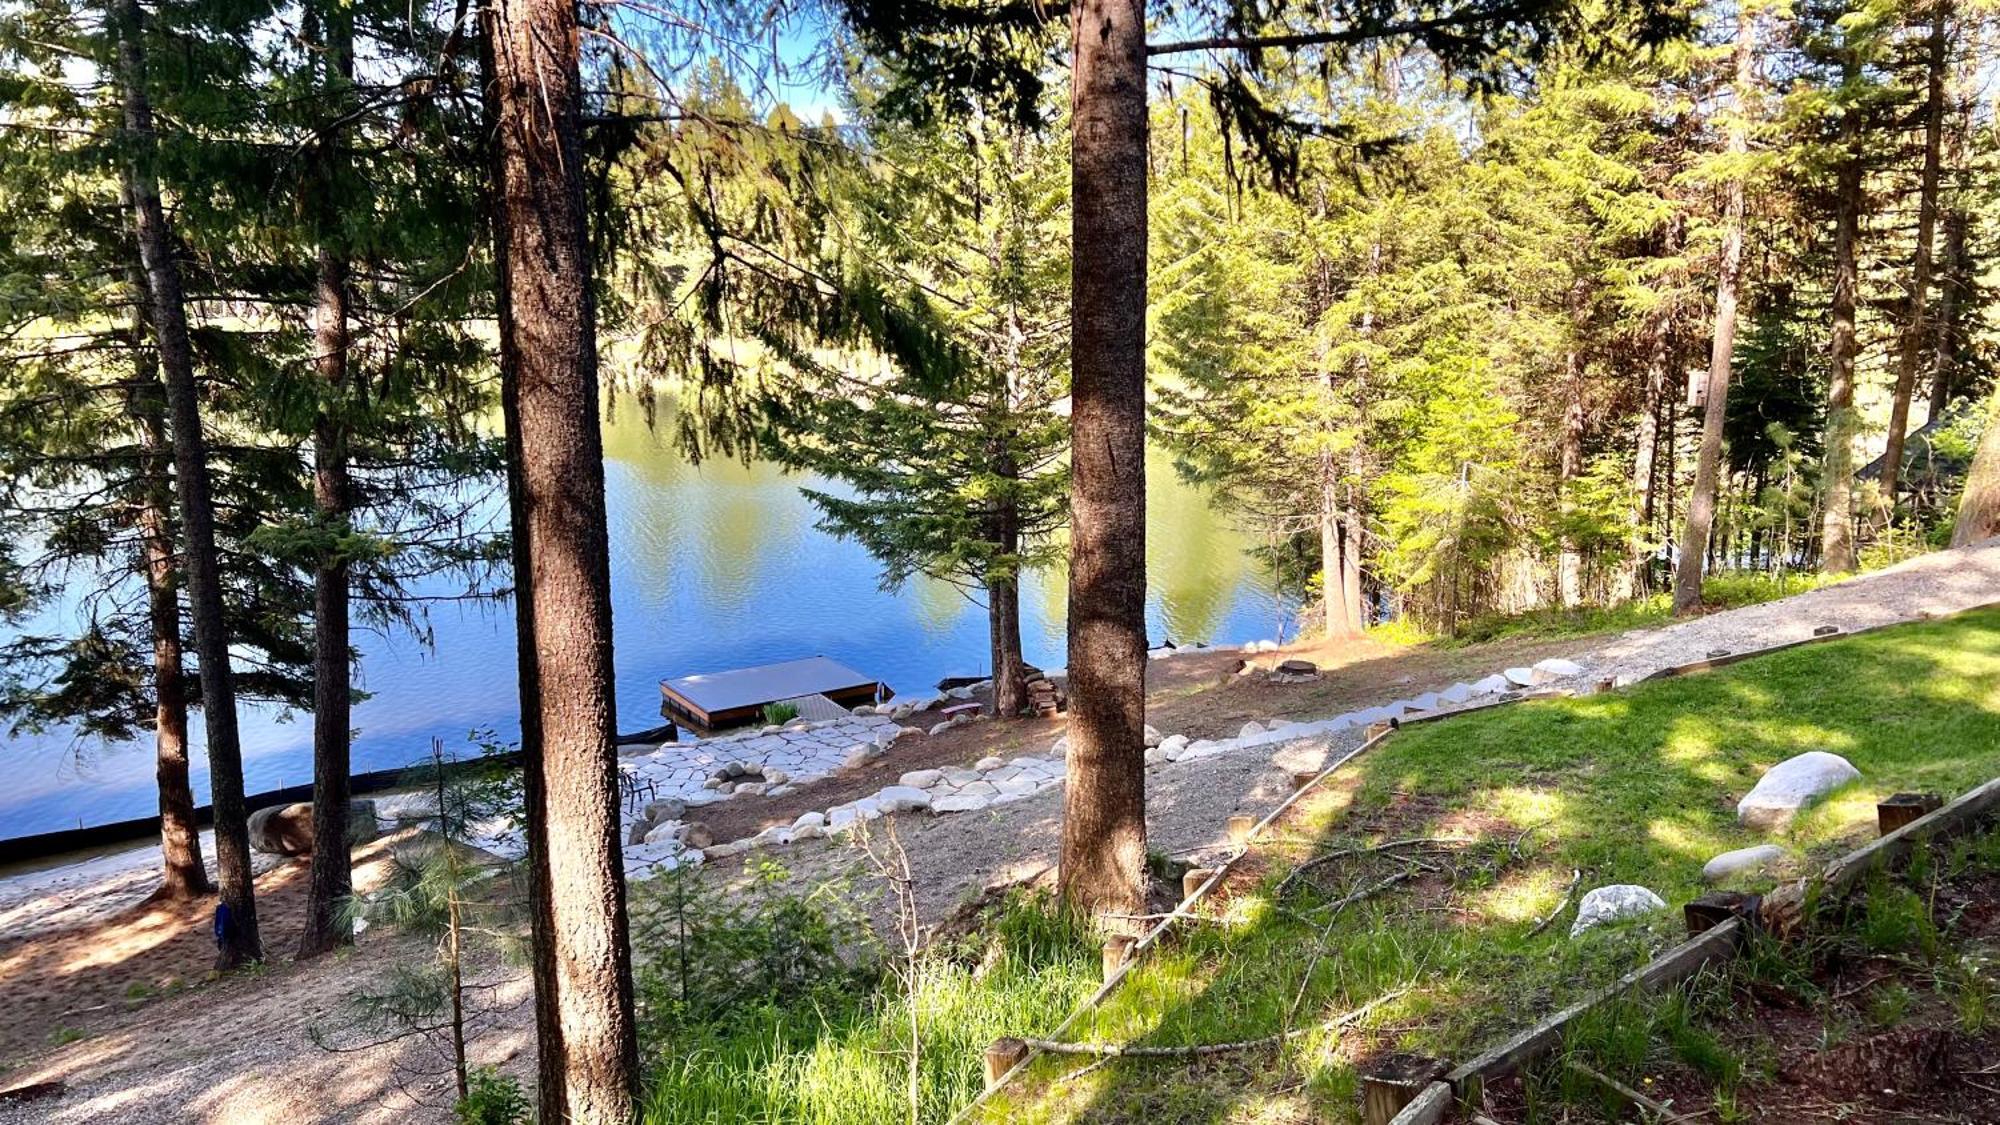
(0, 403, 1291, 840)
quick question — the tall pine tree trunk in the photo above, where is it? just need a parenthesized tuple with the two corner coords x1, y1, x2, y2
(1821, 81, 1866, 575)
(1319, 453, 1362, 637)
(1929, 195, 1967, 415)
(1557, 344, 1586, 608)
(1674, 4, 1754, 617)
(1878, 2, 1949, 515)
(114, 0, 260, 966)
(1629, 317, 1670, 594)
(988, 568, 1026, 716)
(1952, 402, 2000, 546)
(484, 0, 637, 1116)
(1058, 0, 1149, 924)
(125, 264, 208, 901)
(300, 2, 355, 960)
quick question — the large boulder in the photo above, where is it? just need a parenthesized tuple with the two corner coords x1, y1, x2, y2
(1570, 884, 1668, 936)
(248, 799, 379, 857)
(1737, 751, 1861, 831)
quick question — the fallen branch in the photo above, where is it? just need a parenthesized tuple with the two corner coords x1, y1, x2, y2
(1275, 837, 1456, 898)
(1564, 1059, 1698, 1123)
(1022, 988, 1409, 1059)
(1527, 869, 1582, 938)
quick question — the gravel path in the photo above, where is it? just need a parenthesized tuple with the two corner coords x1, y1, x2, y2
(1573, 536, 2000, 685)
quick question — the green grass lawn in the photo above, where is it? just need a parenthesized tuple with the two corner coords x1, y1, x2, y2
(983, 607, 2000, 1123)
(637, 609, 2000, 1125)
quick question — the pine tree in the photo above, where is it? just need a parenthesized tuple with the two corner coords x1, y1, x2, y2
(483, 0, 637, 1115)
(761, 112, 1070, 718)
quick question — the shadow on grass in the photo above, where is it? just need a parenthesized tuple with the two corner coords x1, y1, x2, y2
(997, 608, 2000, 1124)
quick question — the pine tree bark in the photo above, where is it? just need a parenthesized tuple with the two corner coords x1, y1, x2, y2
(1952, 404, 2000, 546)
(1920, 85, 1968, 416)
(484, 0, 638, 1116)
(299, 2, 355, 960)
(1629, 316, 1670, 594)
(1821, 80, 1866, 575)
(114, 0, 260, 965)
(1319, 454, 1362, 637)
(1058, 0, 1149, 924)
(1557, 345, 1586, 608)
(988, 570, 1027, 715)
(1878, 1, 1950, 515)
(1674, 5, 1755, 617)
(124, 264, 209, 901)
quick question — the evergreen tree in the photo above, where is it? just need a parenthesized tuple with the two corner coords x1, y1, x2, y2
(761, 111, 1071, 717)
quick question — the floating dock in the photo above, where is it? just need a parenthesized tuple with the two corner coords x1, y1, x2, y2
(660, 656, 888, 730)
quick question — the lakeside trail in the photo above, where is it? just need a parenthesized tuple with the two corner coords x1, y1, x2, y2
(2, 538, 1997, 1123)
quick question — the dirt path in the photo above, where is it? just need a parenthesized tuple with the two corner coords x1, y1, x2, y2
(5, 538, 1997, 1122)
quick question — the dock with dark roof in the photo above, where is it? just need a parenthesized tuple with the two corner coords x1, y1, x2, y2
(659, 656, 889, 730)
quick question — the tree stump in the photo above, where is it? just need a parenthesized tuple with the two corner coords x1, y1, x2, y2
(1360, 1054, 1448, 1125)
(1182, 866, 1214, 901)
(1878, 792, 1943, 837)
(1685, 891, 1759, 937)
(1102, 933, 1135, 981)
(984, 1038, 1028, 1090)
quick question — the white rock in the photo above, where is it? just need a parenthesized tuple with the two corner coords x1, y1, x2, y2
(875, 786, 934, 813)
(703, 840, 748, 860)
(763, 768, 790, 786)
(792, 811, 826, 830)
(1408, 692, 1440, 713)
(898, 769, 944, 789)
(1240, 721, 1266, 738)
(1439, 682, 1474, 705)
(933, 794, 992, 813)
(1702, 844, 1788, 883)
(1532, 658, 1585, 682)
(1049, 737, 1069, 757)
(1570, 885, 1669, 936)
(974, 756, 1006, 771)
(942, 767, 982, 784)
(994, 777, 1040, 797)
(851, 704, 876, 716)
(1144, 746, 1169, 766)
(1503, 667, 1537, 688)
(946, 686, 975, 700)
(791, 824, 826, 841)
(1143, 725, 1163, 748)
(1737, 751, 1861, 831)
(643, 820, 683, 846)
(1157, 734, 1189, 756)
(927, 721, 956, 736)
(1471, 674, 1512, 695)
(751, 825, 792, 847)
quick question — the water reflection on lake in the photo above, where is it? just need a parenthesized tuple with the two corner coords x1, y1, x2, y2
(0, 400, 1291, 839)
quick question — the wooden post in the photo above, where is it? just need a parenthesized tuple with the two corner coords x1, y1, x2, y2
(1878, 792, 1943, 837)
(1685, 891, 1758, 937)
(1365, 721, 1395, 740)
(1361, 1054, 1448, 1125)
(1182, 867, 1213, 901)
(1226, 814, 1255, 845)
(983, 1037, 1028, 1090)
(1102, 933, 1134, 981)
(1291, 768, 1319, 791)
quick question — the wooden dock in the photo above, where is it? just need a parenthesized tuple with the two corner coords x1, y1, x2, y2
(660, 656, 888, 730)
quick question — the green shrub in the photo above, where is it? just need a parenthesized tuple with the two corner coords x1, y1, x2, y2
(762, 702, 802, 726)
(455, 1067, 529, 1125)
